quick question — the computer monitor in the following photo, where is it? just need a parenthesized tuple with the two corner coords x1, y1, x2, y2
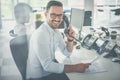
(83, 11, 92, 26)
(70, 8, 85, 33)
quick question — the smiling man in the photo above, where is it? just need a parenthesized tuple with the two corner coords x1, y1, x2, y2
(26, 1, 90, 80)
(45, 5, 63, 29)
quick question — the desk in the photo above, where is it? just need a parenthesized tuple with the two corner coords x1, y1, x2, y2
(56, 47, 120, 80)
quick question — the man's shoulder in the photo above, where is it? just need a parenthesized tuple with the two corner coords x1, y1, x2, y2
(31, 24, 50, 41)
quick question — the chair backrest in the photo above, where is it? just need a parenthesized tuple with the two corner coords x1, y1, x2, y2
(9, 29, 17, 37)
(35, 20, 44, 29)
(10, 35, 28, 80)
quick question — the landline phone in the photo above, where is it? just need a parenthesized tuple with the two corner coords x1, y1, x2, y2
(98, 40, 117, 57)
(82, 34, 98, 49)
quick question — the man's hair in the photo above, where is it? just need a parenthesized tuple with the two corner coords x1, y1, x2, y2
(46, 1, 63, 11)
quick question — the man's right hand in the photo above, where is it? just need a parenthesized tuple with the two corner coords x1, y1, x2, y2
(64, 63, 91, 73)
(74, 63, 91, 73)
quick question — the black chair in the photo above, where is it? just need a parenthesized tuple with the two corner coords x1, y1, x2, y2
(10, 35, 28, 80)
(9, 29, 17, 37)
(35, 20, 44, 29)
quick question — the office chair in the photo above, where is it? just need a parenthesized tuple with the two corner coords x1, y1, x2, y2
(9, 29, 17, 37)
(35, 20, 44, 29)
(10, 35, 28, 80)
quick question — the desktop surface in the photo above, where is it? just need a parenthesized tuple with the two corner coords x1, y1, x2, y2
(56, 26, 120, 80)
(56, 46, 120, 80)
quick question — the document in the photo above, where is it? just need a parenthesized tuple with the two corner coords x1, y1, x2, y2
(85, 61, 107, 73)
(81, 52, 109, 73)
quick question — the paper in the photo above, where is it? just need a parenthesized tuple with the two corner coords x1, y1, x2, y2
(81, 52, 108, 73)
(85, 61, 107, 73)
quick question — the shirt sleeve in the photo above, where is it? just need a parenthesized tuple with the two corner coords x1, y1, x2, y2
(57, 32, 72, 57)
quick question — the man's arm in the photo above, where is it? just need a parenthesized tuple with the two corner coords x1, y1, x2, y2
(66, 40, 74, 52)
(64, 26, 91, 72)
(65, 26, 75, 52)
(64, 63, 91, 73)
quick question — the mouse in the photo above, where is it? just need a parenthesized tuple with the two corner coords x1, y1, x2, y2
(112, 58, 120, 62)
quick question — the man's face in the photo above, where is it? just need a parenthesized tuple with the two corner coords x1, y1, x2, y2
(45, 6, 63, 29)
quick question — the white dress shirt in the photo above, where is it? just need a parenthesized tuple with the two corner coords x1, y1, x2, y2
(26, 22, 71, 79)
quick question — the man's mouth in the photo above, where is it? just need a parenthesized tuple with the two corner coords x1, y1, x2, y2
(53, 20, 60, 24)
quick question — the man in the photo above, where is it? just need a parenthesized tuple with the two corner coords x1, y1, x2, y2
(26, 1, 91, 80)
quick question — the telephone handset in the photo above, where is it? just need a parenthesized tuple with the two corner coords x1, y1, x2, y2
(101, 27, 110, 37)
(58, 14, 69, 38)
(63, 14, 70, 34)
(82, 34, 98, 49)
(63, 14, 81, 44)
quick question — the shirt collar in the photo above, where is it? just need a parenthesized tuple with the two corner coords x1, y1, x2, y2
(44, 22, 57, 34)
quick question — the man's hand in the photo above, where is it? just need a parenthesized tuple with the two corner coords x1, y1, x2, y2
(65, 26, 75, 41)
(74, 63, 91, 72)
(64, 63, 91, 73)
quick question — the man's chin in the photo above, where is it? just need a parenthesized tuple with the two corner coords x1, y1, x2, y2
(53, 25, 60, 29)
(53, 26, 59, 29)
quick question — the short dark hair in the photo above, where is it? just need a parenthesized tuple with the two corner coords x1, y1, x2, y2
(46, 1, 63, 11)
